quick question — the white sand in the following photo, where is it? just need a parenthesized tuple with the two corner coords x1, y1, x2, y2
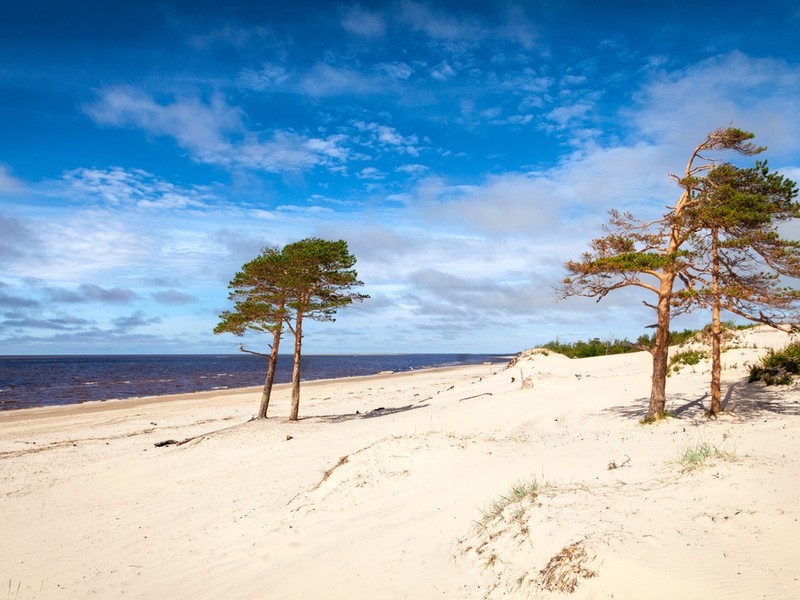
(2, 326, 799, 599)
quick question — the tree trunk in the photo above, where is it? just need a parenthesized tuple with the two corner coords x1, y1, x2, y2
(709, 227, 722, 417)
(257, 323, 283, 419)
(289, 312, 303, 421)
(647, 276, 674, 419)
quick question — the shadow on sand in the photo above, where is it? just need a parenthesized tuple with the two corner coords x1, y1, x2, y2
(301, 403, 429, 424)
(604, 380, 800, 422)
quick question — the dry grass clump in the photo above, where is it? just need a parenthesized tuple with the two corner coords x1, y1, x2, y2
(537, 541, 598, 593)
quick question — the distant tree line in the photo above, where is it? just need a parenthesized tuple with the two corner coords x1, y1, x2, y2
(540, 325, 747, 360)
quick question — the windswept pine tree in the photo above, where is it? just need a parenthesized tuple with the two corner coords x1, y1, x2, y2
(560, 128, 765, 421)
(678, 161, 800, 416)
(215, 238, 368, 421)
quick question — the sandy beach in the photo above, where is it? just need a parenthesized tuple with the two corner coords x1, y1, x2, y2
(2, 326, 799, 599)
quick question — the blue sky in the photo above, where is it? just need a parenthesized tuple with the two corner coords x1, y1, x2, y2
(1, 0, 799, 355)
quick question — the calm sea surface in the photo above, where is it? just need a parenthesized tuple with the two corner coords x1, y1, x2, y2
(0, 354, 509, 411)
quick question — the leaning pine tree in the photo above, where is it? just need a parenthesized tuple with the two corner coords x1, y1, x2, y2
(678, 161, 800, 416)
(560, 128, 764, 421)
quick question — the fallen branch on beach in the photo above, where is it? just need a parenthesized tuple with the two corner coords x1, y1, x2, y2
(458, 393, 493, 402)
(154, 420, 250, 448)
(154, 434, 205, 447)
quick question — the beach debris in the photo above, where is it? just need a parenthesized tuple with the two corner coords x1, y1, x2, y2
(311, 455, 349, 492)
(607, 455, 631, 470)
(286, 435, 294, 441)
(154, 439, 178, 447)
(458, 393, 493, 402)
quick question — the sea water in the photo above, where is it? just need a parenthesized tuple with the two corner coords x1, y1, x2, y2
(0, 353, 508, 411)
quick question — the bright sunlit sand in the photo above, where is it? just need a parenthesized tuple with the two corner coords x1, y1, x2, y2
(2, 326, 799, 599)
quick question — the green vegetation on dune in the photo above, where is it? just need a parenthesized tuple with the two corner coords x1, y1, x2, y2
(541, 322, 756, 360)
(749, 341, 800, 385)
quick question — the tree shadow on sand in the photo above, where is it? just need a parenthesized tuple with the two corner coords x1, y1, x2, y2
(604, 380, 800, 421)
(300, 403, 429, 424)
(716, 381, 800, 419)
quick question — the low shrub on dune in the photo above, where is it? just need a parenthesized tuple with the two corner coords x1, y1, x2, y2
(749, 341, 800, 385)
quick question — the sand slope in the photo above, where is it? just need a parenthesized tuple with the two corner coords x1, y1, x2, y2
(2, 326, 799, 599)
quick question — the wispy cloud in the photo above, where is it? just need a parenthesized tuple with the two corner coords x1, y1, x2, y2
(0, 165, 25, 195)
(86, 88, 352, 174)
(47, 284, 138, 304)
(399, 1, 484, 42)
(112, 311, 161, 331)
(0, 213, 38, 262)
(340, 5, 386, 38)
(631, 52, 800, 157)
(152, 290, 199, 305)
(86, 87, 241, 165)
(408, 267, 544, 316)
(236, 63, 289, 90)
(375, 62, 414, 80)
(399, 0, 537, 49)
(354, 121, 422, 156)
(62, 167, 216, 209)
(297, 63, 389, 97)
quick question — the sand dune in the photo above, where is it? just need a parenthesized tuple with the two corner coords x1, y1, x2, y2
(2, 326, 799, 599)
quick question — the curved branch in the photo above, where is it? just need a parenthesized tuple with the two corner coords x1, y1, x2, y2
(239, 344, 270, 358)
